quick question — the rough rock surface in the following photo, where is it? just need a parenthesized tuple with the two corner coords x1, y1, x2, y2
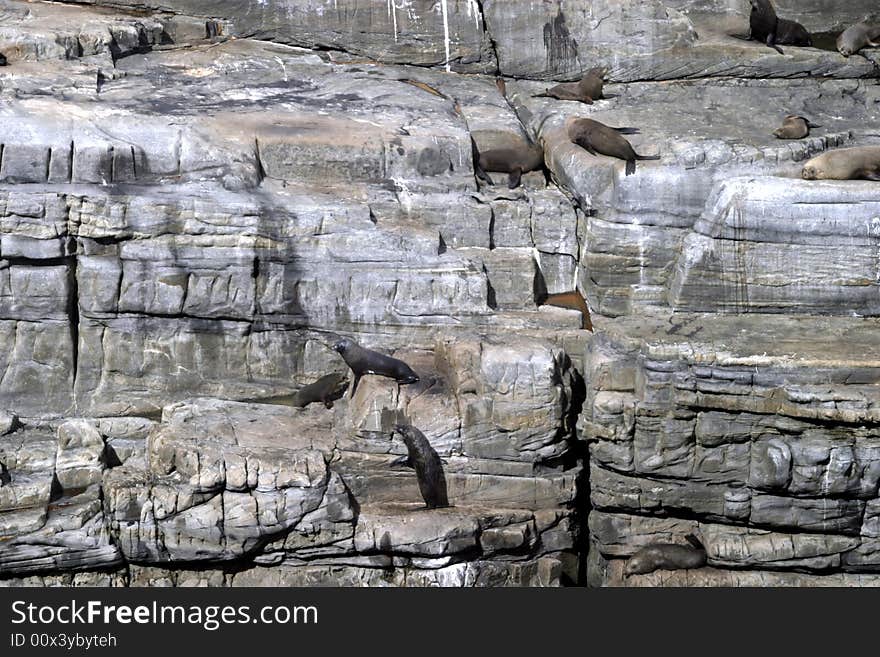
(1, 0, 879, 587)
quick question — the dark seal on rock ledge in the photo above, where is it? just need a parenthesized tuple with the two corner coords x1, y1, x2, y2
(567, 117, 659, 176)
(802, 146, 880, 181)
(473, 138, 545, 188)
(534, 67, 608, 104)
(393, 424, 449, 509)
(292, 372, 349, 409)
(773, 115, 821, 139)
(740, 0, 811, 55)
(333, 338, 420, 393)
(625, 534, 707, 577)
(0, 53, 6, 66)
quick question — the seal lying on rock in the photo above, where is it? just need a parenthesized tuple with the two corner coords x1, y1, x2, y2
(625, 534, 707, 577)
(393, 424, 449, 509)
(473, 138, 545, 189)
(534, 67, 608, 104)
(837, 22, 880, 57)
(736, 0, 811, 55)
(801, 146, 880, 181)
(567, 117, 659, 176)
(291, 372, 349, 409)
(773, 115, 821, 139)
(333, 338, 420, 394)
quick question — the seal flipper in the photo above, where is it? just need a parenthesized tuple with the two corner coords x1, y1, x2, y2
(767, 33, 785, 54)
(390, 455, 413, 468)
(685, 534, 704, 550)
(862, 170, 880, 181)
(635, 153, 661, 162)
(507, 168, 523, 189)
(625, 159, 636, 176)
(613, 127, 641, 135)
(349, 373, 362, 397)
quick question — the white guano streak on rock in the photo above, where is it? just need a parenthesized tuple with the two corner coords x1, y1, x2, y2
(387, 0, 399, 42)
(465, 0, 481, 32)
(441, 0, 451, 72)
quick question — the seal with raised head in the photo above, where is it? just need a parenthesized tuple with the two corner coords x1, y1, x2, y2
(567, 117, 659, 176)
(473, 138, 545, 189)
(291, 372, 349, 409)
(837, 22, 880, 57)
(773, 115, 821, 139)
(802, 146, 880, 181)
(333, 338, 420, 394)
(534, 67, 608, 104)
(737, 0, 811, 54)
(393, 424, 449, 509)
(625, 534, 707, 577)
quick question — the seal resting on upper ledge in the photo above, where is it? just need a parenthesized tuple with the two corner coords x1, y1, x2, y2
(625, 534, 707, 577)
(333, 338, 420, 394)
(801, 146, 880, 181)
(472, 137, 545, 189)
(773, 115, 821, 139)
(567, 117, 659, 176)
(533, 67, 609, 104)
(291, 372, 349, 409)
(393, 424, 449, 509)
(837, 21, 880, 57)
(735, 0, 812, 55)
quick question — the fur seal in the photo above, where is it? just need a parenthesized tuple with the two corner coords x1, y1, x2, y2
(567, 117, 659, 176)
(738, 0, 811, 54)
(625, 534, 707, 577)
(393, 424, 449, 509)
(534, 67, 608, 104)
(291, 372, 349, 409)
(837, 22, 880, 57)
(473, 138, 545, 189)
(333, 338, 420, 393)
(801, 146, 880, 181)
(0, 54, 6, 66)
(773, 115, 821, 139)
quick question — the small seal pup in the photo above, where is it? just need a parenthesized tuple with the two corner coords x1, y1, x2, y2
(473, 138, 545, 189)
(291, 372, 349, 409)
(837, 22, 880, 57)
(801, 146, 880, 181)
(773, 115, 821, 139)
(625, 534, 707, 577)
(333, 338, 420, 394)
(534, 67, 608, 104)
(567, 117, 659, 176)
(393, 424, 449, 509)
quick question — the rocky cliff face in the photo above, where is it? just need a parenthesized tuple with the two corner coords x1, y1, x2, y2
(0, 0, 878, 587)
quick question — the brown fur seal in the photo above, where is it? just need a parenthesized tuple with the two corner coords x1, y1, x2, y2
(625, 534, 707, 577)
(837, 22, 880, 57)
(534, 67, 608, 104)
(802, 146, 880, 181)
(333, 338, 419, 393)
(773, 115, 821, 139)
(291, 372, 349, 409)
(567, 117, 659, 176)
(393, 424, 449, 509)
(736, 0, 811, 54)
(473, 138, 545, 188)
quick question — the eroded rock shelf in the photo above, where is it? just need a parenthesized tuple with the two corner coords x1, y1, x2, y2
(0, 0, 878, 587)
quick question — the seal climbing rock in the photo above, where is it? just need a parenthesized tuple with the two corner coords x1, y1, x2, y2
(291, 372, 349, 409)
(625, 534, 708, 577)
(773, 115, 821, 139)
(333, 338, 420, 394)
(473, 138, 545, 189)
(837, 21, 880, 57)
(802, 146, 880, 181)
(567, 117, 659, 176)
(393, 424, 449, 509)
